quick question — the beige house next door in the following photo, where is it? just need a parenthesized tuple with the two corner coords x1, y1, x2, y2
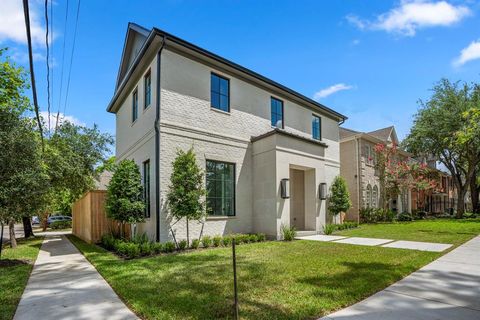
(290, 169, 305, 230)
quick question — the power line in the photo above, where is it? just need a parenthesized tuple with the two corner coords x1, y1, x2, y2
(55, 0, 69, 131)
(45, 0, 51, 133)
(22, 0, 44, 149)
(62, 0, 81, 118)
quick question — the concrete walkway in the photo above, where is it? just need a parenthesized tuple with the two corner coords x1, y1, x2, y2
(14, 234, 138, 320)
(296, 234, 452, 252)
(320, 236, 480, 319)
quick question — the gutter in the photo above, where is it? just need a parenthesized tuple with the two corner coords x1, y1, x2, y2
(155, 36, 166, 242)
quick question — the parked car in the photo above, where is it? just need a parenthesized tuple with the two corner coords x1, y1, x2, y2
(47, 216, 72, 225)
(31, 216, 40, 225)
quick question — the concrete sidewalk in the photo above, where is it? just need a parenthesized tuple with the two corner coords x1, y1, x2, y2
(14, 235, 138, 320)
(321, 236, 480, 320)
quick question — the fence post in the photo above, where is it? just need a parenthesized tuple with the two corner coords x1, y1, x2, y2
(232, 238, 239, 319)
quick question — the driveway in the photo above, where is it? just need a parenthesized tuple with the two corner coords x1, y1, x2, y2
(320, 236, 480, 319)
(14, 234, 138, 320)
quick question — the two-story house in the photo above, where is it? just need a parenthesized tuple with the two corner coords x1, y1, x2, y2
(107, 23, 347, 241)
(339, 126, 412, 222)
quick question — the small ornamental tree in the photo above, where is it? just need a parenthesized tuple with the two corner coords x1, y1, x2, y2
(106, 159, 145, 238)
(167, 148, 205, 246)
(328, 176, 352, 223)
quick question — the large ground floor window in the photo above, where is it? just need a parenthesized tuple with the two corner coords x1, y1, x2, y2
(206, 160, 235, 216)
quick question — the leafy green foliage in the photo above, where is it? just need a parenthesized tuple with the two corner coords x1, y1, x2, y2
(323, 224, 336, 235)
(106, 159, 145, 225)
(328, 176, 352, 216)
(178, 239, 188, 251)
(360, 208, 396, 223)
(212, 235, 222, 247)
(190, 239, 200, 249)
(281, 225, 296, 241)
(49, 221, 72, 229)
(164, 241, 176, 253)
(201, 236, 212, 248)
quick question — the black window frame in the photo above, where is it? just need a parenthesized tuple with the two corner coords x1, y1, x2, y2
(270, 97, 284, 129)
(206, 159, 236, 217)
(144, 70, 151, 109)
(132, 88, 138, 123)
(143, 159, 151, 218)
(312, 114, 321, 140)
(210, 72, 230, 112)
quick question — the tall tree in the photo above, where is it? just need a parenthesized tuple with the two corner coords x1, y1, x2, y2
(403, 80, 480, 218)
(167, 148, 206, 246)
(328, 176, 351, 223)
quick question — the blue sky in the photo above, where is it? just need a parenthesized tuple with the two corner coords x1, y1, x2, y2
(1, 0, 480, 141)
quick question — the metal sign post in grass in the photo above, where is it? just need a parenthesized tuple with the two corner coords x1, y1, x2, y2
(232, 238, 239, 319)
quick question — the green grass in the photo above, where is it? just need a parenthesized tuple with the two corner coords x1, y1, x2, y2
(68, 235, 440, 320)
(336, 218, 480, 246)
(0, 237, 43, 320)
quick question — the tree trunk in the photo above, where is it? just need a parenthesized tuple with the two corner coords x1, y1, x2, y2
(470, 177, 479, 214)
(22, 216, 34, 238)
(41, 213, 48, 231)
(9, 220, 17, 248)
(186, 218, 189, 246)
(0, 222, 4, 259)
(456, 188, 466, 218)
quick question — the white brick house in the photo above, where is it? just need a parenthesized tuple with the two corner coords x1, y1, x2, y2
(107, 23, 347, 242)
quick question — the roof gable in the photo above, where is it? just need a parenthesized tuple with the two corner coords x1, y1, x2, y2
(115, 23, 149, 90)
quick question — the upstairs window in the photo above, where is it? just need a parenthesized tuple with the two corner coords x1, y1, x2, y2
(144, 71, 151, 109)
(211, 73, 229, 112)
(271, 97, 284, 128)
(312, 115, 321, 140)
(206, 160, 235, 216)
(143, 160, 150, 218)
(132, 88, 138, 123)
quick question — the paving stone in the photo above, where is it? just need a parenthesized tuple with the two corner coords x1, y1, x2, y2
(382, 240, 452, 252)
(334, 237, 394, 246)
(296, 235, 347, 241)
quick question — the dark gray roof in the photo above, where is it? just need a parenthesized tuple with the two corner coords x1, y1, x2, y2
(339, 127, 360, 140)
(367, 126, 394, 142)
(251, 128, 328, 148)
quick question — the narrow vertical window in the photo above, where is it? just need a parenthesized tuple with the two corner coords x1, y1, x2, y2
(312, 115, 321, 140)
(210, 73, 230, 112)
(132, 88, 138, 122)
(206, 160, 235, 216)
(144, 71, 151, 109)
(143, 160, 150, 218)
(271, 97, 284, 128)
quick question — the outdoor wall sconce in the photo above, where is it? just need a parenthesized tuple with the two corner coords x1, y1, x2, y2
(319, 183, 327, 200)
(281, 178, 290, 199)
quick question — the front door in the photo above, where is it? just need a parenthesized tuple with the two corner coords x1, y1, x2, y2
(290, 169, 305, 229)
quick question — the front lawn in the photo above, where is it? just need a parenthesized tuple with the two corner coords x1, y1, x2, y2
(0, 237, 43, 320)
(336, 218, 480, 246)
(68, 235, 439, 320)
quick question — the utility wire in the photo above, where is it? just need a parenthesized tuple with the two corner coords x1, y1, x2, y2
(45, 0, 51, 133)
(22, 0, 45, 150)
(55, 0, 69, 131)
(62, 0, 81, 118)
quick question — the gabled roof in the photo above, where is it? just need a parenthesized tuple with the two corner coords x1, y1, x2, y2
(108, 23, 348, 122)
(367, 126, 398, 144)
(339, 127, 360, 140)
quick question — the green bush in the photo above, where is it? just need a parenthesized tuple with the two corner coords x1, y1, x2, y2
(191, 239, 200, 249)
(132, 232, 150, 244)
(164, 241, 176, 252)
(257, 233, 266, 242)
(234, 234, 249, 244)
(360, 208, 396, 223)
(397, 212, 413, 221)
(139, 242, 153, 256)
(178, 239, 188, 250)
(222, 235, 233, 246)
(201, 236, 212, 248)
(323, 224, 336, 235)
(281, 225, 296, 241)
(212, 236, 222, 247)
(248, 234, 258, 243)
(115, 241, 140, 259)
(152, 242, 163, 254)
(50, 220, 72, 229)
(101, 234, 117, 250)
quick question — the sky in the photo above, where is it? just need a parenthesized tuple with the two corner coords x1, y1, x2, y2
(1, 0, 480, 142)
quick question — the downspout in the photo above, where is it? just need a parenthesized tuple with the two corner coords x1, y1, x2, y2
(355, 136, 361, 223)
(155, 36, 166, 242)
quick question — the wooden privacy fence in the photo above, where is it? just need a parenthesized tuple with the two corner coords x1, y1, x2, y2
(72, 190, 129, 243)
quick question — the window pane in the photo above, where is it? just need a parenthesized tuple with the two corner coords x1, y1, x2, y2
(211, 74, 219, 93)
(220, 95, 228, 111)
(219, 78, 228, 95)
(211, 91, 220, 109)
(206, 160, 235, 216)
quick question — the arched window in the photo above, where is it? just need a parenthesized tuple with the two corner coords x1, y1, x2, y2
(366, 184, 372, 208)
(372, 185, 378, 208)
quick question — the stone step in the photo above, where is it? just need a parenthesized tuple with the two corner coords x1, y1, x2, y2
(295, 230, 317, 237)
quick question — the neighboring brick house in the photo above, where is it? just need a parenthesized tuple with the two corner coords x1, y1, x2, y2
(339, 126, 413, 222)
(107, 23, 347, 241)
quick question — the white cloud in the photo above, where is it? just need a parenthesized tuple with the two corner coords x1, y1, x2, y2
(352, 39, 361, 46)
(453, 40, 480, 66)
(347, 1, 471, 36)
(0, 0, 45, 45)
(314, 84, 354, 100)
(40, 111, 85, 131)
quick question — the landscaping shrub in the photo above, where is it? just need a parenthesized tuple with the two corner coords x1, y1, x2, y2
(152, 242, 163, 254)
(50, 220, 72, 229)
(397, 212, 413, 221)
(191, 239, 200, 249)
(323, 224, 336, 235)
(213, 236, 222, 247)
(115, 241, 141, 259)
(220, 235, 231, 246)
(178, 239, 188, 251)
(248, 234, 258, 243)
(164, 241, 176, 252)
(281, 225, 296, 241)
(101, 234, 117, 250)
(201, 236, 212, 248)
(132, 232, 150, 245)
(360, 208, 396, 223)
(257, 233, 266, 242)
(139, 242, 153, 256)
